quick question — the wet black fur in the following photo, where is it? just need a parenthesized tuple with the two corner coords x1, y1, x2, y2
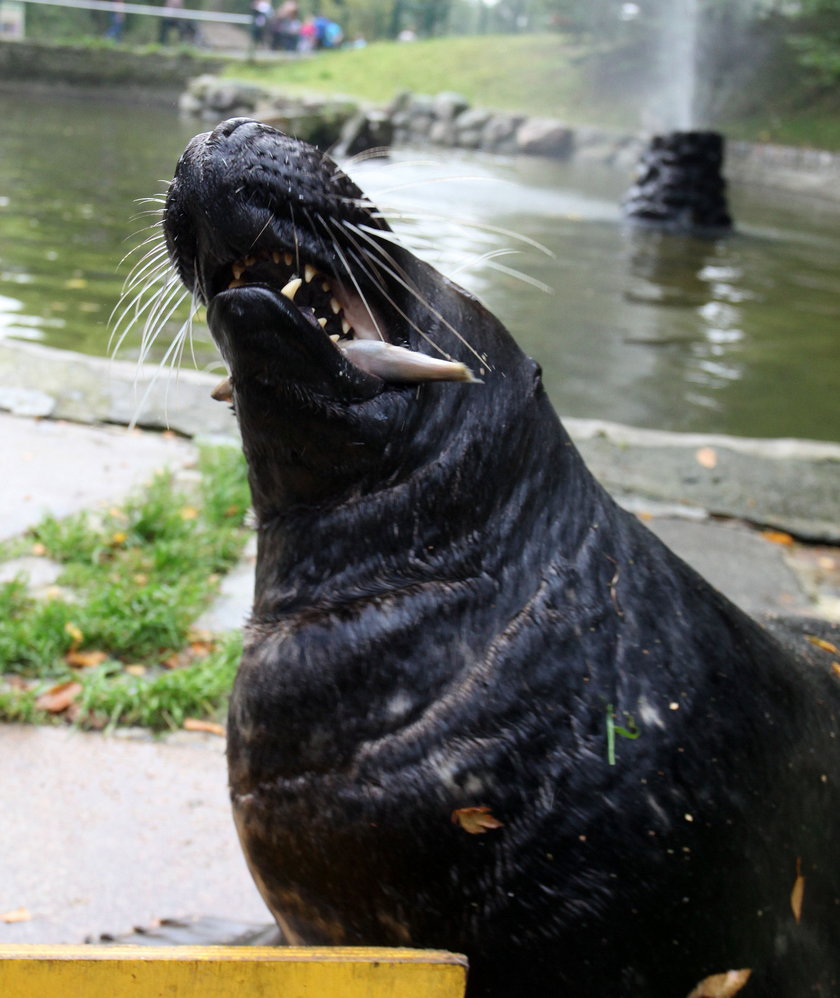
(164, 119, 840, 997)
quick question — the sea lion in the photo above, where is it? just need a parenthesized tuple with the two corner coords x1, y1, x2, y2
(161, 118, 839, 997)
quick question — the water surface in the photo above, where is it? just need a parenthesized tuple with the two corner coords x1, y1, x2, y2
(1, 91, 838, 441)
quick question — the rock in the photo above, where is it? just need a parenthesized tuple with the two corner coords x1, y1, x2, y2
(454, 107, 493, 133)
(515, 117, 574, 158)
(480, 113, 524, 152)
(0, 387, 55, 418)
(432, 91, 470, 123)
(337, 111, 394, 157)
(385, 90, 413, 116)
(177, 91, 205, 117)
(429, 120, 456, 146)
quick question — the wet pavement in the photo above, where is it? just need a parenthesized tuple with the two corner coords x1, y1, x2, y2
(0, 357, 838, 946)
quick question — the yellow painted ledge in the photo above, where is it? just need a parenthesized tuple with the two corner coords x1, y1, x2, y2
(0, 944, 468, 998)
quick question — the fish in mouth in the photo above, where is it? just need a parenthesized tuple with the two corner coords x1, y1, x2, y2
(160, 118, 840, 998)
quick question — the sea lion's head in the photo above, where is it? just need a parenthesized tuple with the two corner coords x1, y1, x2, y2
(163, 118, 543, 516)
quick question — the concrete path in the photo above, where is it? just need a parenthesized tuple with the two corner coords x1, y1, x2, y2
(0, 725, 268, 945)
(0, 361, 838, 946)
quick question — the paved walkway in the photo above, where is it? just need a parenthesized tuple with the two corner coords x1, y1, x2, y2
(0, 393, 838, 946)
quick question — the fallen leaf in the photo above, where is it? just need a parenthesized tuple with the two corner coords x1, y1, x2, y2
(1, 907, 32, 924)
(761, 529, 794, 547)
(791, 857, 805, 923)
(807, 635, 839, 656)
(35, 681, 82, 714)
(686, 968, 751, 998)
(31, 542, 47, 557)
(832, 662, 840, 679)
(183, 718, 226, 737)
(64, 621, 84, 651)
(451, 806, 504, 835)
(179, 505, 199, 521)
(124, 664, 147, 677)
(65, 649, 108, 669)
(695, 446, 718, 469)
(110, 531, 127, 546)
(187, 628, 215, 644)
(188, 639, 215, 658)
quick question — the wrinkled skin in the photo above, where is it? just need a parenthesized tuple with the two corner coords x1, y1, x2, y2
(163, 118, 840, 997)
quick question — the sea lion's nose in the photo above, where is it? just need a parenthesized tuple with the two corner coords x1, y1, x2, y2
(211, 117, 258, 141)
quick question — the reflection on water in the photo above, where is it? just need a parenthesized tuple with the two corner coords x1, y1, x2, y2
(1, 91, 839, 441)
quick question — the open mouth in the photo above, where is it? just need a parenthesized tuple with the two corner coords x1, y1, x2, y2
(210, 246, 477, 389)
(217, 248, 379, 346)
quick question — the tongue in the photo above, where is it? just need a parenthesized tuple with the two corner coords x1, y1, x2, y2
(337, 340, 478, 384)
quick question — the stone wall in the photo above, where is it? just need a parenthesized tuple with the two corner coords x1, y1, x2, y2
(180, 76, 646, 169)
(0, 40, 223, 97)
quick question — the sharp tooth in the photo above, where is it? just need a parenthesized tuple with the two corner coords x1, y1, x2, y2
(318, 317, 328, 328)
(330, 297, 341, 314)
(211, 377, 233, 402)
(341, 319, 352, 335)
(321, 281, 331, 293)
(281, 277, 302, 300)
(284, 252, 294, 266)
(228, 279, 246, 289)
(232, 263, 245, 280)
(271, 251, 281, 264)
(304, 264, 317, 283)
(244, 255, 256, 266)
(330, 334, 340, 342)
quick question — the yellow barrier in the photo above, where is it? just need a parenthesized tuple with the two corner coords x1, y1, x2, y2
(0, 945, 468, 998)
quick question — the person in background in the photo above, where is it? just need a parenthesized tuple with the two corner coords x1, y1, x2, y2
(104, 0, 126, 40)
(159, 0, 184, 43)
(298, 16, 317, 51)
(250, 0, 273, 47)
(271, 0, 300, 52)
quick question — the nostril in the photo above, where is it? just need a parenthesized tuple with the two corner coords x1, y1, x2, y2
(211, 117, 258, 142)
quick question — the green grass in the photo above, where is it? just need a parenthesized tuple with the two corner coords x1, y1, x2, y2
(0, 445, 250, 731)
(225, 35, 630, 124)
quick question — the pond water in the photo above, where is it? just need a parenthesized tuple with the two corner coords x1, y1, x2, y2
(1, 90, 839, 442)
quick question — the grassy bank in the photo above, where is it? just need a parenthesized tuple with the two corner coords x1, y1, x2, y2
(225, 33, 840, 150)
(226, 35, 632, 123)
(0, 447, 249, 732)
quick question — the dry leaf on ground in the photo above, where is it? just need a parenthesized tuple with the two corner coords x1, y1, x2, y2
(1, 907, 32, 924)
(183, 718, 226, 736)
(65, 649, 108, 669)
(35, 680, 82, 714)
(761, 529, 794, 546)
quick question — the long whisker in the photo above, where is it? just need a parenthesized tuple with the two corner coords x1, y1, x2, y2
(108, 260, 176, 355)
(338, 219, 489, 368)
(480, 258, 555, 295)
(127, 308, 196, 430)
(314, 213, 384, 341)
(366, 212, 555, 259)
(138, 280, 190, 365)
